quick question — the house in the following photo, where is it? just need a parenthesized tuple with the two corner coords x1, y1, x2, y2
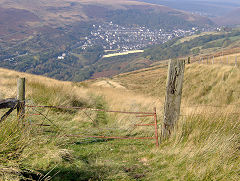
(58, 56, 64, 60)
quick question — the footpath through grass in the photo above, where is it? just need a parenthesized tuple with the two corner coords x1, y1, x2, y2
(51, 139, 154, 181)
(45, 112, 240, 181)
(0, 67, 239, 180)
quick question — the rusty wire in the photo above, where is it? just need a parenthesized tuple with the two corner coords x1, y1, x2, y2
(23, 104, 158, 145)
(181, 104, 240, 108)
(25, 105, 155, 115)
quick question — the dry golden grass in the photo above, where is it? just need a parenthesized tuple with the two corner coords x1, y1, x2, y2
(0, 67, 162, 135)
(0, 61, 240, 180)
(114, 62, 240, 105)
(0, 67, 160, 112)
(196, 52, 240, 65)
(1, 61, 239, 127)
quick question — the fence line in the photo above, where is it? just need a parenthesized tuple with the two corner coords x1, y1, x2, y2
(25, 104, 160, 147)
(192, 55, 239, 66)
(25, 105, 155, 115)
(181, 104, 240, 108)
(180, 112, 240, 117)
(1, 55, 239, 148)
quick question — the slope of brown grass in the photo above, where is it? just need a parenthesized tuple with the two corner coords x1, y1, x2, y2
(113, 62, 240, 106)
(0, 63, 239, 180)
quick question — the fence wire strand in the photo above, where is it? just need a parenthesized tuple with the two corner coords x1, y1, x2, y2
(24, 104, 157, 145)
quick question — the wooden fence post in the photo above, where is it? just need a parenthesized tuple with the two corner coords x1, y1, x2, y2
(154, 107, 159, 147)
(235, 56, 238, 67)
(17, 78, 25, 119)
(162, 60, 185, 139)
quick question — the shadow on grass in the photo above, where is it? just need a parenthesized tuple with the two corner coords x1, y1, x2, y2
(39, 139, 153, 181)
(74, 138, 112, 145)
(43, 161, 147, 181)
(42, 164, 116, 181)
(72, 139, 154, 150)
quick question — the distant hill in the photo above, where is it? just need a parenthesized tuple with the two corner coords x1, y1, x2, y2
(136, 0, 240, 18)
(0, 0, 216, 82)
(0, 7, 41, 41)
(2, 28, 240, 82)
(213, 8, 240, 25)
(0, 0, 214, 39)
(143, 30, 240, 61)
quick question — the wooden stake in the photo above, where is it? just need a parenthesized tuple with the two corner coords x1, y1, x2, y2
(162, 60, 185, 139)
(17, 78, 25, 119)
(154, 107, 159, 147)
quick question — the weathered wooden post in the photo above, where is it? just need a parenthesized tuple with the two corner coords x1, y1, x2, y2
(221, 51, 223, 64)
(17, 78, 25, 119)
(153, 107, 159, 147)
(235, 56, 238, 67)
(187, 57, 191, 64)
(212, 56, 214, 64)
(162, 59, 185, 139)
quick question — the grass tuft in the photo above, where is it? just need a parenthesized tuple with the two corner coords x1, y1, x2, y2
(0, 65, 239, 180)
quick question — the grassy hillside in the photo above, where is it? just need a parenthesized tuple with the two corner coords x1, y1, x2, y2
(0, 61, 239, 180)
(4, 29, 240, 83)
(143, 30, 240, 61)
(113, 62, 240, 105)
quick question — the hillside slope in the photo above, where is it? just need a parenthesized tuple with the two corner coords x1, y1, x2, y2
(137, 0, 240, 18)
(0, 0, 216, 83)
(0, 0, 212, 28)
(0, 0, 213, 43)
(4, 28, 240, 83)
(87, 62, 240, 106)
(1, 60, 239, 180)
(0, 0, 213, 42)
(213, 8, 240, 25)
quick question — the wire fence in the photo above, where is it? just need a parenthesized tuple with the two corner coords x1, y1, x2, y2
(190, 53, 240, 66)
(21, 101, 240, 146)
(24, 103, 160, 147)
(1, 57, 239, 148)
